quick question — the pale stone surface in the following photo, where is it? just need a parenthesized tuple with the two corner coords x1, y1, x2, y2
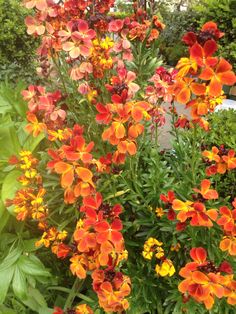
(158, 99, 236, 149)
(158, 102, 190, 149)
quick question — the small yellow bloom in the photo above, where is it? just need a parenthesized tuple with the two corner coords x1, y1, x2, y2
(155, 207, 164, 217)
(77, 219, 84, 228)
(155, 246, 164, 259)
(155, 259, 175, 277)
(170, 243, 181, 252)
(142, 249, 153, 260)
(57, 230, 67, 241)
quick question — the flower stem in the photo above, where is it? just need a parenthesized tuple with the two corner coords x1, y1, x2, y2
(63, 277, 83, 311)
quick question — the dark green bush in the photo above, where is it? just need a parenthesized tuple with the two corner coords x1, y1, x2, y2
(158, 9, 200, 66)
(0, 0, 38, 82)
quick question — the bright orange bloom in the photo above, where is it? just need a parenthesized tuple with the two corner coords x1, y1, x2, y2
(173, 77, 206, 104)
(95, 219, 123, 245)
(178, 247, 234, 310)
(25, 112, 46, 137)
(217, 206, 236, 232)
(222, 150, 236, 170)
(176, 57, 198, 77)
(193, 179, 218, 200)
(75, 304, 94, 314)
(199, 58, 236, 97)
(202, 146, 220, 162)
(70, 254, 88, 279)
(172, 200, 217, 227)
(92, 269, 131, 313)
(220, 236, 236, 256)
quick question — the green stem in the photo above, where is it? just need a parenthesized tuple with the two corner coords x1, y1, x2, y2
(63, 278, 83, 311)
(191, 124, 198, 184)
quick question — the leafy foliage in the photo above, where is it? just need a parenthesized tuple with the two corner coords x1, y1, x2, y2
(0, 0, 38, 82)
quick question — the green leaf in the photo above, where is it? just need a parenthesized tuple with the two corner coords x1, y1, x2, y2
(0, 305, 17, 314)
(0, 265, 15, 303)
(1, 170, 22, 215)
(23, 131, 45, 152)
(23, 238, 39, 252)
(22, 287, 47, 311)
(0, 115, 21, 160)
(18, 255, 51, 277)
(12, 265, 27, 299)
(39, 308, 54, 314)
(0, 200, 9, 233)
(0, 247, 22, 272)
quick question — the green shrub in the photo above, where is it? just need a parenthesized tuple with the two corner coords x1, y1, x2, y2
(158, 10, 200, 66)
(0, 0, 38, 82)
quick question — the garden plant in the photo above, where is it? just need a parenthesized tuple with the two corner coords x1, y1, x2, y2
(0, 1, 236, 313)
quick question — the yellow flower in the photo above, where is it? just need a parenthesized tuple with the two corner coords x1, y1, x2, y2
(142, 249, 153, 260)
(170, 243, 181, 252)
(155, 246, 164, 259)
(155, 207, 164, 217)
(155, 259, 175, 277)
(57, 230, 67, 241)
(147, 237, 163, 247)
(77, 219, 84, 228)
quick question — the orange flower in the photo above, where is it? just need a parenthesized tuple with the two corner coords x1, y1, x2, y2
(220, 236, 236, 256)
(202, 146, 221, 162)
(193, 179, 218, 200)
(176, 57, 198, 77)
(173, 77, 206, 104)
(199, 58, 236, 97)
(222, 150, 236, 170)
(178, 247, 230, 310)
(75, 304, 94, 314)
(25, 112, 46, 137)
(70, 254, 88, 279)
(95, 219, 123, 245)
(217, 206, 236, 232)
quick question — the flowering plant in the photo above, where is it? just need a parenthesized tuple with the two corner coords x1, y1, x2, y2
(0, 1, 236, 313)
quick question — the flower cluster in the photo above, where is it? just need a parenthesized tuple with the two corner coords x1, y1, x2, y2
(7, 151, 46, 222)
(217, 198, 236, 256)
(142, 237, 175, 277)
(179, 247, 236, 309)
(172, 21, 236, 130)
(97, 63, 152, 163)
(70, 192, 130, 312)
(92, 268, 131, 312)
(202, 145, 236, 176)
(7, 150, 70, 258)
(47, 124, 96, 204)
(22, 85, 67, 138)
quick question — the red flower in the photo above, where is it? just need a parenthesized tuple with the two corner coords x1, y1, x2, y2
(95, 218, 123, 245)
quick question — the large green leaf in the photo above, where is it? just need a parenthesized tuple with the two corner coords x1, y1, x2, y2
(0, 265, 15, 303)
(22, 287, 48, 312)
(18, 255, 51, 278)
(0, 199, 11, 233)
(12, 266, 27, 299)
(1, 170, 22, 215)
(0, 247, 22, 272)
(0, 115, 21, 160)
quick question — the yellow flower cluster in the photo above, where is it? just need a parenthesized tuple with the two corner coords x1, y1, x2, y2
(18, 150, 40, 185)
(142, 237, 176, 277)
(142, 237, 164, 260)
